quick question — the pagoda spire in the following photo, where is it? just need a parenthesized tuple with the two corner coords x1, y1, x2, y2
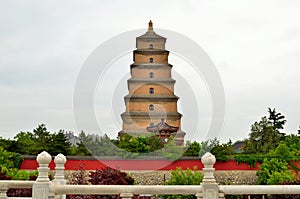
(148, 20, 153, 30)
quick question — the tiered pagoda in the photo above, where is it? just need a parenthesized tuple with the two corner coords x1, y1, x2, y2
(120, 21, 186, 145)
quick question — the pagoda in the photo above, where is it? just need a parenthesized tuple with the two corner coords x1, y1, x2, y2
(120, 21, 186, 145)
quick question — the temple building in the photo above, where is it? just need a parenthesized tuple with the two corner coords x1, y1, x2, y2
(120, 21, 186, 145)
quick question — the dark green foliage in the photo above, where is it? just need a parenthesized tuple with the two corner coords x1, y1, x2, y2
(115, 134, 151, 153)
(244, 108, 286, 155)
(0, 137, 16, 152)
(235, 137, 300, 168)
(268, 107, 286, 130)
(165, 166, 203, 185)
(13, 131, 36, 155)
(234, 154, 265, 167)
(0, 147, 23, 169)
(115, 133, 164, 154)
(0, 166, 38, 180)
(183, 141, 201, 156)
(49, 130, 72, 155)
(0, 165, 37, 197)
(0, 166, 12, 180)
(161, 137, 185, 160)
(244, 116, 284, 154)
(282, 134, 300, 156)
(256, 158, 294, 185)
(13, 124, 72, 155)
(163, 166, 203, 199)
(70, 141, 91, 156)
(211, 140, 234, 161)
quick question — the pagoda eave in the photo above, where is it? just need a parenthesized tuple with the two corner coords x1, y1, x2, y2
(127, 78, 176, 84)
(130, 63, 173, 69)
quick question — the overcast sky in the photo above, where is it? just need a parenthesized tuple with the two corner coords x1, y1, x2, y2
(1, 0, 300, 143)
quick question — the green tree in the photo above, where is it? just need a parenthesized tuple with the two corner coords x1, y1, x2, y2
(245, 116, 283, 154)
(162, 137, 185, 160)
(211, 140, 234, 161)
(14, 132, 37, 155)
(198, 140, 211, 157)
(183, 141, 201, 157)
(244, 108, 287, 154)
(268, 107, 286, 130)
(0, 137, 15, 152)
(115, 133, 164, 155)
(282, 134, 300, 156)
(32, 124, 51, 153)
(48, 130, 72, 155)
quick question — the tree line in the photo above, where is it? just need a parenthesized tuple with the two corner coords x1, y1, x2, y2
(0, 107, 299, 160)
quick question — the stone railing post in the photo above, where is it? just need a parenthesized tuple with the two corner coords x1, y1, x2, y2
(197, 152, 224, 199)
(0, 183, 8, 199)
(53, 154, 67, 199)
(32, 151, 52, 199)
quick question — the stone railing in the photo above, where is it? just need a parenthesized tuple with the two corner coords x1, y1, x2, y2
(1, 151, 300, 199)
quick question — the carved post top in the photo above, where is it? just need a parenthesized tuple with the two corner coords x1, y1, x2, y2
(36, 151, 52, 164)
(201, 152, 216, 168)
(54, 153, 67, 164)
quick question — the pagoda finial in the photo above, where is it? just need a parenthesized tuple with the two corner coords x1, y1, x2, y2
(148, 20, 153, 30)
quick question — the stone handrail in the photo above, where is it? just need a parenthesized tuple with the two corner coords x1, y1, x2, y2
(50, 184, 202, 195)
(0, 180, 34, 199)
(2, 151, 300, 199)
(219, 185, 300, 195)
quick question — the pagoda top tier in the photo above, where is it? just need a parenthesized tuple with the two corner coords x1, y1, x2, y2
(136, 21, 166, 50)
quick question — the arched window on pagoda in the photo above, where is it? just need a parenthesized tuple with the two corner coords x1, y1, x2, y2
(149, 104, 154, 111)
(149, 72, 154, 78)
(149, 44, 153, 49)
(149, 57, 153, 63)
(149, 87, 154, 94)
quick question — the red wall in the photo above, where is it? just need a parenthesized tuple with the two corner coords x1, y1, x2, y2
(20, 159, 261, 171)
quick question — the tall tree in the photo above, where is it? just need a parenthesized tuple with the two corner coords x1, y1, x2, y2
(246, 116, 283, 154)
(14, 132, 36, 155)
(48, 130, 72, 155)
(32, 124, 51, 152)
(268, 107, 286, 130)
(183, 141, 201, 157)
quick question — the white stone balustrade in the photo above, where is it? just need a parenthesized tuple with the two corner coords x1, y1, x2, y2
(1, 151, 300, 199)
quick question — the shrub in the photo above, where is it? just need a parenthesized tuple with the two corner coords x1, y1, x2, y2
(0, 147, 23, 169)
(0, 166, 37, 197)
(67, 167, 136, 199)
(89, 168, 134, 185)
(163, 166, 203, 199)
(257, 158, 295, 185)
(68, 162, 89, 185)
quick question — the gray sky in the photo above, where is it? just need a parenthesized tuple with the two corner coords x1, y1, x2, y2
(1, 0, 300, 143)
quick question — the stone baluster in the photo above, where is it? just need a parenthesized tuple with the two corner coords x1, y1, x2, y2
(0, 183, 8, 199)
(32, 151, 52, 199)
(197, 152, 224, 199)
(53, 153, 67, 199)
(120, 193, 134, 199)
